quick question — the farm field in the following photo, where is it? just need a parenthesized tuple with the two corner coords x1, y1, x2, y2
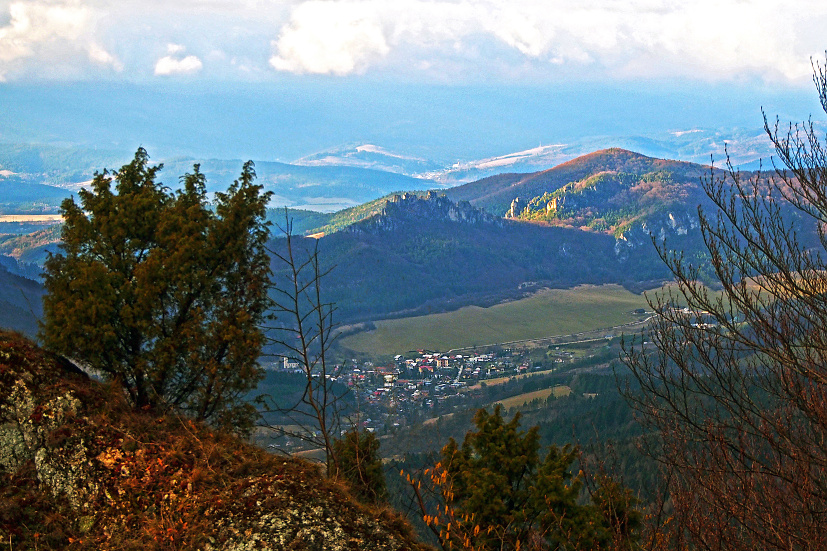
(496, 386, 572, 410)
(338, 284, 657, 354)
(467, 372, 535, 389)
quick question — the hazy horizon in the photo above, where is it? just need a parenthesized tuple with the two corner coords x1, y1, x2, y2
(1, 1, 826, 164)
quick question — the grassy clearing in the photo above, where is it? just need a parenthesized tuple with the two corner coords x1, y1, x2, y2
(496, 386, 572, 409)
(339, 284, 656, 355)
(423, 412, 456, 426)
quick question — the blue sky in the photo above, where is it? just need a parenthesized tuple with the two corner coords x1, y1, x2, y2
(1, 0, 826, 162)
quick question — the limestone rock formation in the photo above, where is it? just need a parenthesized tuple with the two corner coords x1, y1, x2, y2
(346, 192, 504, 234)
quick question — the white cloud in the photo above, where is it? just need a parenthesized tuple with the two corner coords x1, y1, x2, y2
(88, 42, 122, 70)
(0, 0, 825, 83)
(0, 0, 121, 72)
(153, 42, 203, 76)
(267, 0, 827, 82)
(269, 2, 390, 75)
(486, 11, 546, 57)
(154, 53, 203, 76)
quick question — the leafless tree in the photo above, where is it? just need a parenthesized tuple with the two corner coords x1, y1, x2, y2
(260, 212, 349, 476)
(623, 56, 827, 550)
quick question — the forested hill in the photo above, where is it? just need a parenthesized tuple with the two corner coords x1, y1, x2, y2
(343, 190, 504, 233)
(285, 148, 732, 251)
(271, 191, 685, 323)
(264, 149, 745, 323)
(3, 148, 765, 328)
(273, 192, 429, 237)
(272, 149, 742, 241)
(443, 148, 711, 217)
(0, 263, 43, 336)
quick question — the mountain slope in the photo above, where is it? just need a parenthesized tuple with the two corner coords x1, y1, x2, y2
(270, 192, 679, 324)
(271, 146, 788, 323)
(0, 261, 44, 336)
(444, 148, 709, 217)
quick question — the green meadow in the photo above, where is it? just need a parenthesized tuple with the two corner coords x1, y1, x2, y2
(338, 284, 656, 355)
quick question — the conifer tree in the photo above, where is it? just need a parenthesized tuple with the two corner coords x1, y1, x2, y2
(41, 148, 272, 431)
(413, 406, 638, 551)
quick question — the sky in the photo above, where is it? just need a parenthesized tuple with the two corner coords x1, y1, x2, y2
(1, 0, 826, 162)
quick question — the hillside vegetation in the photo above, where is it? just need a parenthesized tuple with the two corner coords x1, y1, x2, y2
(2, 149, 761, 329)
(0, 330, 427, 550)
(275, 192, 427, 236)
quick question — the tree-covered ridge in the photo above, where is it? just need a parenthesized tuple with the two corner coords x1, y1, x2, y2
(510, 166, 710, 237)
(269, 192, 434, 237)
(344, 191, 503, 235)
(310, 192, 425, 235)
(280, 191, 680, 324)
(444, 148, 708, 216)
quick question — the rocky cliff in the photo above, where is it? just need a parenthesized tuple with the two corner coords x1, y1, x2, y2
(345, 191, 504, 235)
(0, 330, 429, 550)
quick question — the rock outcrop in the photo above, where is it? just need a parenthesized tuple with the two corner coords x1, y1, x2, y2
(0, 330, 429, 550)
(613, 208, 702, 261)
(345, 191, 504, 234)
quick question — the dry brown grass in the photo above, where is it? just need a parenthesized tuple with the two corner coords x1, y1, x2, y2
(495, 386, 571, 409)
(0, 330, 431, 551)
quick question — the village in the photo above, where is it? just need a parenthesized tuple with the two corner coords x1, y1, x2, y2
(278, 346, 579, 438)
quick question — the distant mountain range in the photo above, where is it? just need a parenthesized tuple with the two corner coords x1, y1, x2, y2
(293, 127, 782, 186)
(293, 144, 443, 175)
(275, 148, 791, 323)
(0, 144, 439, 214)
(0, 126, 787, 215)
(0, 146, 792, 330)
